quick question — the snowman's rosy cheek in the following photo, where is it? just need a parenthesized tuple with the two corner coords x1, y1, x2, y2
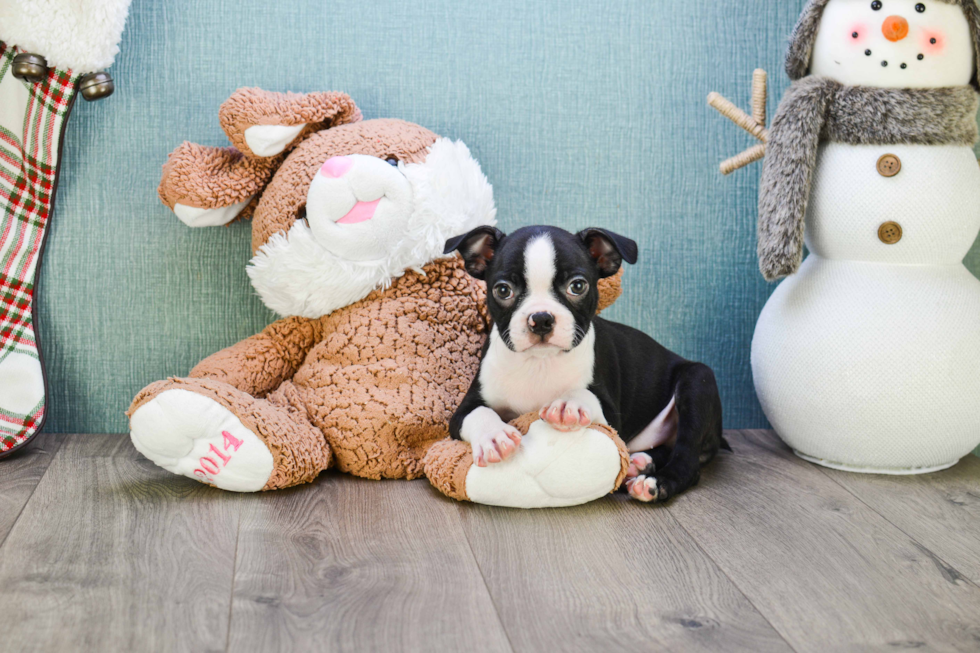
(848, 23, 870, 44)
(920, 30, 946, 55)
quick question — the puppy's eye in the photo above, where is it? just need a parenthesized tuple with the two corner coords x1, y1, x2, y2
(566, 277, 589, 297)
(871, 0, 882, 9)
(386, 157, 399, 166)
(915, 2, 925, 12)
(493, 282, 515, 301)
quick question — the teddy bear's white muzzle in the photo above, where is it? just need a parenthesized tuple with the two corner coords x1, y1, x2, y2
(305, 154, 414, 262)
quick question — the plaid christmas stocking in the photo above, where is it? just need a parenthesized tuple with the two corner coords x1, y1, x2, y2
(0, 42, 77, 455)
(0, 0, 130, 457)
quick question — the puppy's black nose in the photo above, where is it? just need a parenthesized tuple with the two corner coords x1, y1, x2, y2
(528, 312, 555, 336)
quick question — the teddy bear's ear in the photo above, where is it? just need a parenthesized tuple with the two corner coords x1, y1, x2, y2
(158, 142, 276, 227)
(219, 88, 362, 159)
(159, 89, 362, 228)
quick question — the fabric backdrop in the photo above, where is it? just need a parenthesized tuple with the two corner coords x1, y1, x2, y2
(38, 0, 980, 435)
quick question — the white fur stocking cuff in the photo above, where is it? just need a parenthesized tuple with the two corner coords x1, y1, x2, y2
(0, 0, 133, 73)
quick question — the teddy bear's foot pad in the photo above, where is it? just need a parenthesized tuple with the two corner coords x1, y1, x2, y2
(130, 389, 274, 492)
(465, 421, 623, 508)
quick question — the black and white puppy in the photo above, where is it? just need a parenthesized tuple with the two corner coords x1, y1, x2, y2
(444, 225, 726, 503)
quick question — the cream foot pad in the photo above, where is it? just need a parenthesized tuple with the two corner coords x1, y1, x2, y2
(424, 416, 629, 509)
(129, 389, 273, 492)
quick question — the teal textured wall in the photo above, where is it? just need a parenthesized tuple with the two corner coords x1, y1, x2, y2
(39, 0, 980, 434)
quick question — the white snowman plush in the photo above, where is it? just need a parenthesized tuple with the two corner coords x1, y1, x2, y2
(721, 0, 980, 473)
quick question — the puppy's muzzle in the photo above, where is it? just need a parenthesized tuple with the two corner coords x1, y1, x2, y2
(528, 312, 555, 337)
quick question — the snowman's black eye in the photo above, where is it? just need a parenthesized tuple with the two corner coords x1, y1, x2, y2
(930, 37, 937, 44)
(852, 31, 859, 38)
(915, 3, 926, 12)
(872, 0, 882, 9)
(386, 157, 398, 166)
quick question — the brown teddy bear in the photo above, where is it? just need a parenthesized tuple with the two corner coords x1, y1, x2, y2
(128, 88, 622, 494)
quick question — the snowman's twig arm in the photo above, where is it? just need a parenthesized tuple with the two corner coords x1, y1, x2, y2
(708, 69, 769, 175)
(707, 93, 769, 143)
(720, 143, 766, 176)
(751, 69, 767, 126)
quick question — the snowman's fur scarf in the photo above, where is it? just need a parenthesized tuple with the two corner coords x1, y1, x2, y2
(758, 77, 979, 281)
(247, 138, 497, 318)
(786, 0, 980, 90)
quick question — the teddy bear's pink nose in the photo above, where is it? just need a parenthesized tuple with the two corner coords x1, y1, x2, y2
(320, 156, 353, 178)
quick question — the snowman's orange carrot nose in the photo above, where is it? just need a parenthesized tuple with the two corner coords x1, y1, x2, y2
(882, 15, 909, 41)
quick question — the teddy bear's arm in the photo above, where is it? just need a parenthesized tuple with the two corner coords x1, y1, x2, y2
(188, 316, 322, 398)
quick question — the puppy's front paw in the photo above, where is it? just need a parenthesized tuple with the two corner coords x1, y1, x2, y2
(539, 398, 592, 432)
(625, 475, 663, 503)
(472, 426, 522, 467)
(626, 452, 654, 480)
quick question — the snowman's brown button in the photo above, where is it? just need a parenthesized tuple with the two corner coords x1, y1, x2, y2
(877, 154, 902, 177)
(878, 221, 903, 244)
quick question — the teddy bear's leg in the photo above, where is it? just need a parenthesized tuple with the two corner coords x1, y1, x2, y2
(218, 88, 361, 159)
(424, 414, 631, 508)
(128, 378, 330, 492)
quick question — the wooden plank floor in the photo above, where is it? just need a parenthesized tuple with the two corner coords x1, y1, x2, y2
(0, 432, 977, 652)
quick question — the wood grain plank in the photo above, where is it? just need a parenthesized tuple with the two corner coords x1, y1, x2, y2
(0, 432, 63, 544)
(458, 457, 793, 653)
(228, 475, 512, 653)
(0, 434, 241, 653)
(668, 430, 980, 652)
(816, 454, 980, 586)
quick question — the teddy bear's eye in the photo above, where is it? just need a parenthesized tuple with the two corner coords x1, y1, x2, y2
(915, 2, 925, 12)
(871, 0, 882, 9)
(386, 157, 398, 166)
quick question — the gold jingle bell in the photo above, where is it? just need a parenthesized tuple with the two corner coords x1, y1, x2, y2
(12, 53, 48, 83)
(79, 72, 114, 101)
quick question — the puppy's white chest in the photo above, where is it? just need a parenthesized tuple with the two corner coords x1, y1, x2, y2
(479, 327, 595, 417)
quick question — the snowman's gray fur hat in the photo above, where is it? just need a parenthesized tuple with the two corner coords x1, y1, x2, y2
(785, 0, 980, 89)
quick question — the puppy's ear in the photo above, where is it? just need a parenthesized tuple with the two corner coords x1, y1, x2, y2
(577, 228, 639, 278)
(444, 226, 506, 280)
